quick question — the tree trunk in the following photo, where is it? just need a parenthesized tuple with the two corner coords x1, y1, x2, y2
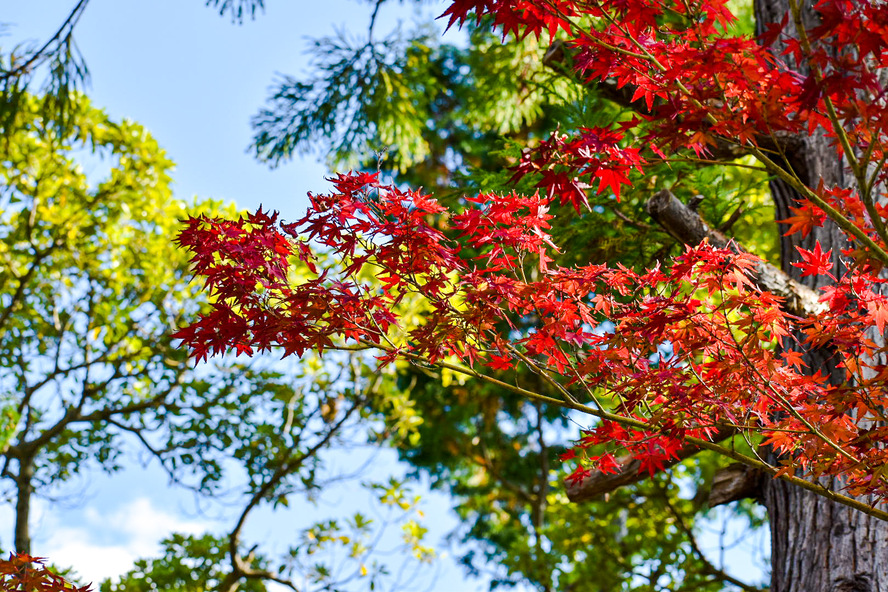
(14, 454, 34, 555)
(764, 479, 888, 591)
(755, 0, 888, 589)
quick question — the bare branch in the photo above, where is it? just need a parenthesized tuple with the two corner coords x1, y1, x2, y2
(708, 463, 764, 507)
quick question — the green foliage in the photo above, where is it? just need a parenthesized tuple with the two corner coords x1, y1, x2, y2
(252, 26, 441, 172)
(0, 92, 439, 591)
(726, 0, 756, 36)
(0, 93, 319, 562)
(250, 22, 572, 184)
(102, 534, 268, 592)
(0, 92, 230, 495)
(204, 0, 266, 24)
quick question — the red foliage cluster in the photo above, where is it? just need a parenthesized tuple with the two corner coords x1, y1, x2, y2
(176, 171, 888, 498)
(510, 126, 644, 207)
(176, 0, 888, 507)
(0, 553, 91, 592)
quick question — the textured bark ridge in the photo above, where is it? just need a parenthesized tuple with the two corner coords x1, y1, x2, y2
(753, 0, 888, 588)
(764, 196, 888, 590)
(764, 477, 888, 592)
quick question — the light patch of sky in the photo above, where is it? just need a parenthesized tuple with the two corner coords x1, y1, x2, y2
(15, 444, 463, 591)
(697, 505, 770, 588)
(5, 0, 453, 215)
(39, 497, 214, 585)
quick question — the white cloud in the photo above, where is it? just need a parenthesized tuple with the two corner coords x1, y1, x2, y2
(85, 497, 208, 553)
(39, 534, 143, 587)
(34, 497, 213, 586)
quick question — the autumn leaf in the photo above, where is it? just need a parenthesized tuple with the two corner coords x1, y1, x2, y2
(793, 242, 833, 277)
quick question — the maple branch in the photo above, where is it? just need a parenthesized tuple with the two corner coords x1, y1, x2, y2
(346, 341, 888, 521)
(541, 40, 799, 163)
(566, 190, 873, 504)
(646, 189, 825, 318)
(539, 0, 888, 261)
(565, 427, 734, 502)
(543, 4, 888, 266)
(565, 191, 824, 503)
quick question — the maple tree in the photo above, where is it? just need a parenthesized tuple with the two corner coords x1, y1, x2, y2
(177, 0, 888, 590)
(251, 8, 774, 588)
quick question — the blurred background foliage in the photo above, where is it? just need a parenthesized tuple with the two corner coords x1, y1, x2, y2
(0, 90, 436, 592)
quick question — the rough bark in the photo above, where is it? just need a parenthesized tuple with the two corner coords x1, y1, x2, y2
(765, 477, 888, 592)
(753, 0, 888, 588)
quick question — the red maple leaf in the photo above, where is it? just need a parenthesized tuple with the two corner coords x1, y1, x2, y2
(779, 202, 828, 238)
(793, 242, 833, 277)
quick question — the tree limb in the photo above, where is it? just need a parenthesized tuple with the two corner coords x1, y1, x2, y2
(707, 462, 764, 507)
(566, 427, 734, 503)
(345, 341, 888, 521)
(566, 191, 823, 504)
(646, 189, 825, 318)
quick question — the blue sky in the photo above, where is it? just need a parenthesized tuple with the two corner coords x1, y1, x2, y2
(2, 1, 768, 590)
(6, 0, 447, 213)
